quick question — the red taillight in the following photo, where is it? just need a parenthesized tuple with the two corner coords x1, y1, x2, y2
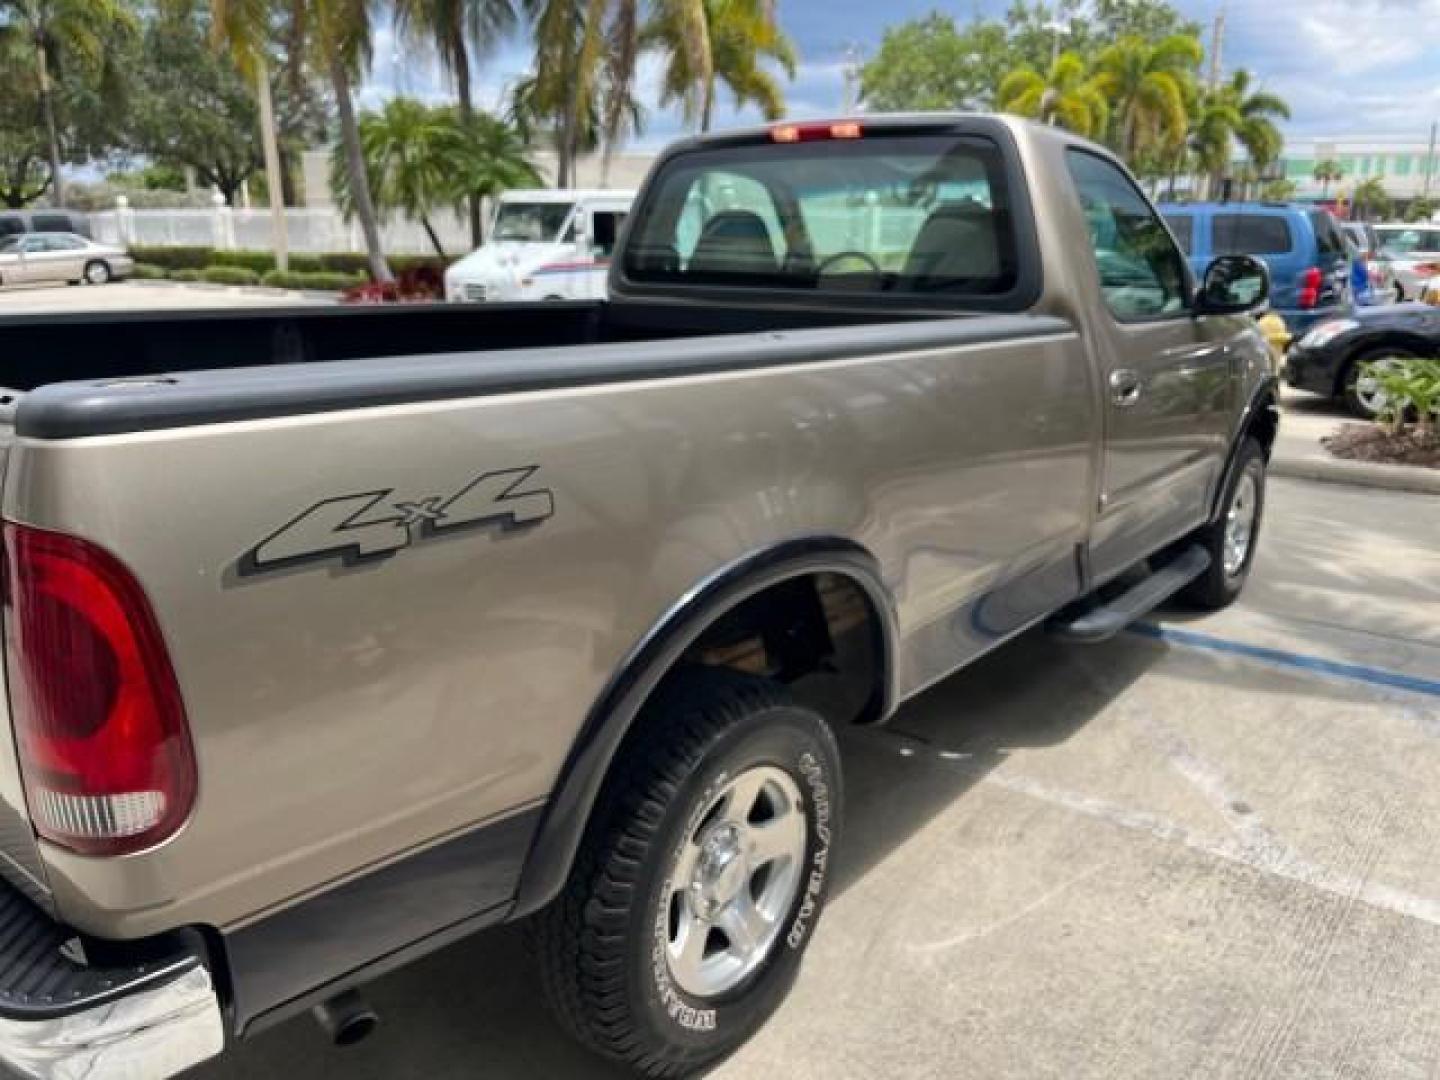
(2, 523, 194, 856)
(770, 121, 863, 143)
(1298, 266, 1323, 309)
(1415, 262, 1439, 277)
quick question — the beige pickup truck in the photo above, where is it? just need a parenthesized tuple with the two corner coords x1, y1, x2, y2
(0, 114, 1278, 1078)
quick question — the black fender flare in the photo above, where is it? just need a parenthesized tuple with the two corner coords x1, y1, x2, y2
(1209, 374, 1279, 522)
(509, 535, 900, 918)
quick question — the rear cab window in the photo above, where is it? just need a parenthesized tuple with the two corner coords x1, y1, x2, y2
(621, 129, 1030, 305)
(1214, 214, 1293, 256)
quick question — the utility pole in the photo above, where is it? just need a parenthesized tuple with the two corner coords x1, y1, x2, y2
(1424, 120, 1438, 198)
(1207, 3, 1227, 90)
(841, 44, 861, 114)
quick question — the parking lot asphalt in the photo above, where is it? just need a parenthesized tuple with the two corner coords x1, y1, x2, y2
(189, 475, 1440, 1080)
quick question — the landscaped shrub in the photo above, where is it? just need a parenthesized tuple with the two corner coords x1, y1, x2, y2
(130, 263, 168, 279)
(260, 269, 365, 291)
(199, 265, 261, 286)
(171, 268, 203, 282)
(316, 252, 370, 275)
(128, 245, 213, 270)
(210, 250, 277, 274)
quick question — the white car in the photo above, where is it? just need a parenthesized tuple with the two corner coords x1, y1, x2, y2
(1373, 223, 1440, 301)
(445, 190, 635, 303)
(0, 231, 134, 287)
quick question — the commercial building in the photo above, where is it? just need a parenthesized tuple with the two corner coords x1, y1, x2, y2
(1273, 132, 1439, 206)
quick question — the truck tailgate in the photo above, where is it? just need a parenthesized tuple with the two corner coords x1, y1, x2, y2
(0, 402, 51, 912)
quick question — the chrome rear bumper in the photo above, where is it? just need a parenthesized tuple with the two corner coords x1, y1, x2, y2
(0, 879, 223, 1079)
(0, 966, 222, 1079)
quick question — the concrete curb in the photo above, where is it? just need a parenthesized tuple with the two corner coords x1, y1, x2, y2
(1269, 449, 1440, 496)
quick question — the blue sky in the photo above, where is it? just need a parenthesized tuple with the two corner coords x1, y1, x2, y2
(361, 0, 1440, 148)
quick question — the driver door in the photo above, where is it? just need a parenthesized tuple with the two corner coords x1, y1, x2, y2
(1065, 150, 1235, 583)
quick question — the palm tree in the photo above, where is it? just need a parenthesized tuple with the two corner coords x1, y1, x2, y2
(444, 111, 542, 232)
(334, 97, 457, 257)
(0, 0, 134, 206)
(597, 0, 642, 185)
(393, 0, 518, 245)
(1351, 177, 1391, 222)
(213, 0, 391, 281)
(997, 51, 1108, 138)
(1313, 158, 1342, 198)
(1090, 33, 1201, 162)
(338, 100, 539, 255)
(312, 0, 393, 282)
(646, 0, 795, 133)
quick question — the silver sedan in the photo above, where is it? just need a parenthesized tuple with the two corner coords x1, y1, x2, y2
(0, 232, 134, 287)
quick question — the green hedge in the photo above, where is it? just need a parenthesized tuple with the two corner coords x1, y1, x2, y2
(128, 245, 213, 270)
(131, 263, 167, 280)
(200, 265, 261, 286)
(171, 268, 203, 282)
(125, 246, 455, 279)
(261, 269, 365, 291)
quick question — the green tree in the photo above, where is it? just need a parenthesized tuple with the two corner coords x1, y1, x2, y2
(1191, 69, 1288, 196)
(1351, 177, 1390, 222)
(1260, 178, 1297, 201)
(333, 98, 456, 257)
(647, 0, 795, 133)
(1089, 33, 1200, 162)
(859, 13, 1011, 111)
(210, 0, 391, 281)
(996, 50, 1108, 137)
(1312, 158, 1342, 197)
(1407, 196, 1437, 223)
(128, 9, 262, 206)
(445, 112, 540, 233)
(0, 0, 135, 206)
(335, 100, 538, 256)
(394, 0, 518, 245)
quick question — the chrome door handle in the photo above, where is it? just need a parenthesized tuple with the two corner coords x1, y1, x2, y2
(1109, 368, 1142, 407)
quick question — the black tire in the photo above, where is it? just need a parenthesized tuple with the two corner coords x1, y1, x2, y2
(83, 259, 111, 285)
(529, 668, 841, 1078)
(1180, 436, 1265, 610)
(1342, 346, 1416, 419)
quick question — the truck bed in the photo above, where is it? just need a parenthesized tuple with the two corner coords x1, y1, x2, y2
(0, 298, 922, 395)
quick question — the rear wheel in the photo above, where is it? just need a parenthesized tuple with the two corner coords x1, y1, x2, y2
(1342, 346, 1416, 419)
(1180, 436, 1265, 611)
(530, 669, 841, 1078)
(83, 260, 112, 285)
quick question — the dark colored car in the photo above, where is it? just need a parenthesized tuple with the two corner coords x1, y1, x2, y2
(1286, 302, 1440, 417)
(1159, 201, 1352, 334)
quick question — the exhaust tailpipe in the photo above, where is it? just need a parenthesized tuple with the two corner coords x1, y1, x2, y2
(313, 988, 378, 1046)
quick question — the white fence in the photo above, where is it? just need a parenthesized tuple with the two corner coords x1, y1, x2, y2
(90, 201, 475, 256)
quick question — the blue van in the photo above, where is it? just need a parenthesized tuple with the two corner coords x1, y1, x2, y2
(1157, 202, 1352, 333)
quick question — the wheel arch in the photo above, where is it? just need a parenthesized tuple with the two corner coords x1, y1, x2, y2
(1210, 375, 1279, 522)
(510, 535, 899, 918)
(1333, 335, 1429, 396)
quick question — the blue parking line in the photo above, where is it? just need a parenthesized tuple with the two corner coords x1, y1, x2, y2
(1128, 622, 1440, 699)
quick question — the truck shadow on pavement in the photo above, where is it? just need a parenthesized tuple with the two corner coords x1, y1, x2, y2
(195, 630, 1165, 1080)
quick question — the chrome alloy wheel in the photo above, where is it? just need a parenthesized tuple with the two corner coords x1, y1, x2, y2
(1223, 471, 1258, 577)
(664, 766, 807, 999)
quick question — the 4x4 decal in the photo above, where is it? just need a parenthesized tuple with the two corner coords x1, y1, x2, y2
(241, 466, 554, 575)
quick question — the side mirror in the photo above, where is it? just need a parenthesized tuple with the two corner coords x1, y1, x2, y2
(1197, 254, 1270, 315)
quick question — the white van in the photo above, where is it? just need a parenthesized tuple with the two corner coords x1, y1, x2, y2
(445, 189, 636, 303)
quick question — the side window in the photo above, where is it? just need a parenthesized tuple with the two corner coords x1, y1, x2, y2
(591, 211, 625, 258)
(1305, 213, 1344, 258)
(21, 236, 48, 253)
(1065, 150, 1188, 321)
(1214, 214, 1292, 255)
(31, 214, 71, 233)
(0, 216, 23, 238)
(1162, 214, 1194, 255)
